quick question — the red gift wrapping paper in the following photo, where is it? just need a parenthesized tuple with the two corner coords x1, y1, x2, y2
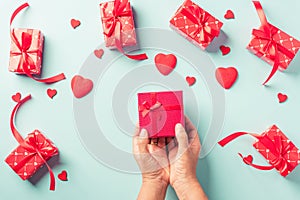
(170, 0, 223, 50)
(138, 91, 184, 138)
(5, 130, 58, 180)
(9, 28, 44, 75)
(100, 0, 137, 49)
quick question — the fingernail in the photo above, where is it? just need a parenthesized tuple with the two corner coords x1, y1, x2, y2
(175, 123, 183, 132)
(140, 129, 147, 138)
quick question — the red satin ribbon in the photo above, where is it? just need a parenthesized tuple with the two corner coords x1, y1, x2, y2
(181, 4, 219, 42)
(218, 131, 295, 176)
(10, 95, 57, 191)
(101, 0, 148, 60)
(252, 1, 294, 85)
(10, 3, 66, 84)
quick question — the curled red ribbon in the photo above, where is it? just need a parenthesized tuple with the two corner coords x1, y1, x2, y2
(252, 1, 295, 85)
(181, 4, 220, 43)
(101, 0, 148, 60)
(218, 130, 295, 176)
(10, 3, 66, 84)
(10, 95, 58, 190)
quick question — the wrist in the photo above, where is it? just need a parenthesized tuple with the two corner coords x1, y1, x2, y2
(138, 180, 168, 200)
(173, 177, 208, 200)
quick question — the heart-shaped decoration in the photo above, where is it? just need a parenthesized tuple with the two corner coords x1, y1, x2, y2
(224, 10, 235, 19)
(47, 89, 57, 99)
(71, 75, 93, 98)
(94, 48, 104, 59)
(12, 92, 21, 102)
(278, 93, 288, 103)
(186, 76, 196, 86)
(215, 67, 238, 89)
(243, 155, 253, 164)
(220, 45, 231, 56)
(71, 19, 81, 29)
(58, 170, 68, 181)
(154, 53, 177, 76)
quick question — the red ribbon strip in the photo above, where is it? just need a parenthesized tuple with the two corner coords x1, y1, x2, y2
(218, 130, 295, 175)
(101, 0, 148, 60)
(252, 1, 294, 85)
(10, 3, 66, 84)
(10, 95, 57, 191)
(181, 4, 219, 42)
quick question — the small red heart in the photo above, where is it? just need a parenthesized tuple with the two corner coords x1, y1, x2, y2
(186, 76, 196, 86)
(58, 170, 68, 181)
(94, 49, 104, 59)
(12, 92, 21, 102)
(243, 155, 253, 164)
(47, 89, 57, 99)
(224, 10, 235, 19)
(154, 53, 177, 76)
(71, 75, 93, 98)
(71, 19, 81, 29)
(215, 67, 238, 89)
(220, 45, 231, 56)
(278, 93, 288, 103)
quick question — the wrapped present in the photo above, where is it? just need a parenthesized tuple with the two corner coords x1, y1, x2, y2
(9, 3, 65, 84)
(100, 0, 147, 60)
(170, 0, 223, 50)
(138, 91, 184, 138)
(247, 1, 300, 85)
(5, 95, 58, 190)
(218, 125, 300, 177)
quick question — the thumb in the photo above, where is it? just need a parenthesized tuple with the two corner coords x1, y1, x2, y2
(133, 129, 149, 154)
(175, 123, 188, 154)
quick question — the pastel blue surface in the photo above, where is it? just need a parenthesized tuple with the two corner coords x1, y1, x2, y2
(1, 0, 300, 199)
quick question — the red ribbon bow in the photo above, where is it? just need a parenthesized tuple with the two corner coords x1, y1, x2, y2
(101, 0, 148, 60)
(139, 101, 162, 118)
(251, 1, 294, 85)
(218, 130, 295, 176)
(10, 95, 58, 190)
(10, 3, 66, 84)
(181, 4, 220, 43)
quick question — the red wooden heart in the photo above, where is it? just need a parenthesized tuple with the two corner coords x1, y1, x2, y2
(47, 89, 57, 99)
(154, 53, 177, 76)
(94, 49, 104, 59)
(278, 93, 288, 103)
(71, 19, 81, 29)
(58, 170, 68, 181)
(220, 45, 231, 56)
(12, 92, 21, 102)
(224, 10, 235, 19)
(215, 67, 238, 89)
(186, 76, 196, 86)
(71, 75, 93, 98)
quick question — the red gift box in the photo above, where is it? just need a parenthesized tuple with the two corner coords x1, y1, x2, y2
(219, 125, 300, 177)
(247, 1, 300, 85)
(170, 0, 223, 50)
(138, 91, 184, 138)
(5, 95, 58, 190)
(100, 0, 137, 49)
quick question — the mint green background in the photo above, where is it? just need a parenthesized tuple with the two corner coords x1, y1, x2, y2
(1, 0, 300, 199)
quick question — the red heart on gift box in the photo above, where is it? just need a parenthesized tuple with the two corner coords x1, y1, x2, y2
(12, 92, 21, 102)
(243, 155, 253, 164)
(71, 19, 81, 29)
(94, 48, 104, 59)
(220, 45, 231, 56)
(47, 89, 57, 99)
(58, 170, 68, 181)
(154, 53, 177, 76)
(215, 67, 238, 89)
(224, 10, 235, 19)
(278, 93, 288, 103)
(186, 76, 196, 86)
(71, 75, 93, 98)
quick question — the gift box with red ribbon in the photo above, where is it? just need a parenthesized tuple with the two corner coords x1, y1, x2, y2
(247, 1, 300, 85)
(138, 91, 184, 138)
(8, 3, 65, 84)
(218, 125, 300, 177)
(5, 95, 58, 190)
(170, 0, 223, 50)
